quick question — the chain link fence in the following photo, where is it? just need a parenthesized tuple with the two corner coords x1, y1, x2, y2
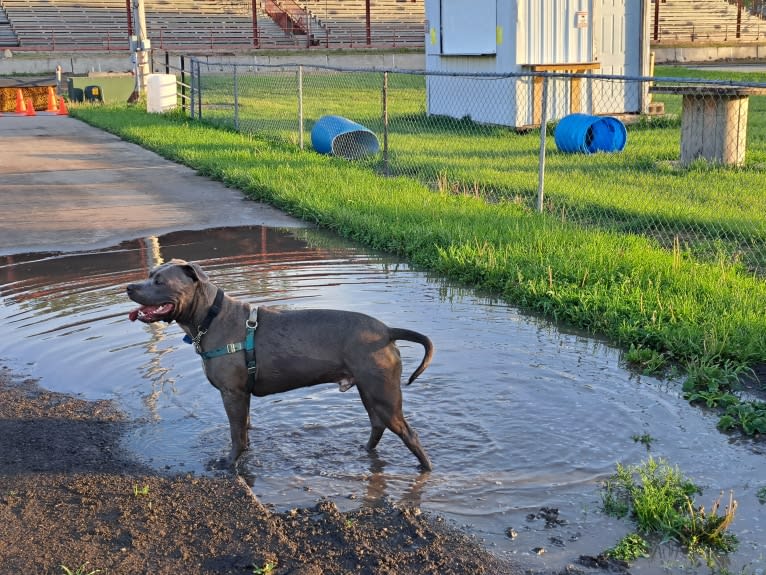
(184, 59, 766, 275)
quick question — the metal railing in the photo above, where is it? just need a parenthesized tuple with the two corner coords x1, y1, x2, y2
(181, 59, 766, 276)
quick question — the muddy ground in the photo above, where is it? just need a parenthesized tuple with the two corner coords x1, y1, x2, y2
(0, 366, 536, 575)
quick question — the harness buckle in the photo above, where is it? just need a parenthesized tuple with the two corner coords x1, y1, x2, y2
(226, 343, 237, 354)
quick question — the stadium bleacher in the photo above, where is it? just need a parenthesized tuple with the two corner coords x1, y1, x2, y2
(653, 0, 765, 42)
(0, 0, 424, 50)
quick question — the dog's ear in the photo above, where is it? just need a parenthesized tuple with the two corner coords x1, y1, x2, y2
(180, 261, 209, 283)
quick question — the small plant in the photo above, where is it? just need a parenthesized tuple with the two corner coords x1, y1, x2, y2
(683, 356, 750, 398)
(757, 486, 766, 504)
(682, 491, 738, 557)
(253, 561, 276, 574)
(631, 433, 655, 450)
(60, 564, 101, 575)
(625, 344, 667, 376)
(133, 484, 150, 497)
(718, 400, 766, 436)
(606, 533, 649, 561)
(601, 457, 737, 561)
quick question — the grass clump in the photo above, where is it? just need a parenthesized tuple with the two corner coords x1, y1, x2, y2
(601, 457, 738, 563)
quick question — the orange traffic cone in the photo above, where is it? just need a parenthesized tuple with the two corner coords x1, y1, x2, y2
(25, 98, 36, 116)
(57, 96, 69, 116)
(46, 86, 58, 112)
(15, 89, 26, 114)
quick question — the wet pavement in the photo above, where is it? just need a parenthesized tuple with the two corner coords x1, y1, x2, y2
(0, 114, 306, 255)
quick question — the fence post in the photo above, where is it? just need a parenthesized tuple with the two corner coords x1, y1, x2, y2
(190, 58, 196, 119)
(382, 71, 389, 176)
(536, 75, 549, 213)
(298, 65, 304, 150)
(180, 55, 186, 115)
(233, 64, 239, 131)
(196, 60, 202, 120)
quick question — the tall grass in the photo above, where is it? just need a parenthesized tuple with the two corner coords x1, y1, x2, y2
(69, 99, 766, 434)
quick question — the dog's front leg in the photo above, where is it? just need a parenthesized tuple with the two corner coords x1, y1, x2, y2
(219, 388, 251, 467)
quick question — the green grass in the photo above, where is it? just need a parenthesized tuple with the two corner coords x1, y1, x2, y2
(602, 457, 738, 563)
(69, 71, 766, 436)
(606, 532, 649, 562)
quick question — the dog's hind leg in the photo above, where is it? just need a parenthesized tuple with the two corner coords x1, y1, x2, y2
(388, 413, 432, 472)
(359, 390, 386, 451)
(358, 385, 432, 472)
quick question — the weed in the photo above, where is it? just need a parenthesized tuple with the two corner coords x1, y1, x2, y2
(757, 486, 766, 504)
(631, 433, 655, 450)
(133, 484, 150, 497)
(625, 344, 667, 376)
(253, 561, 276, 574)
(601, 457, 737, 561)
(682, 356, 750, 398)
(60, 564, 101, 575)
(718, 401, 766, 436)
(682, 491, 738, 557)
(606, 533, 649, 561)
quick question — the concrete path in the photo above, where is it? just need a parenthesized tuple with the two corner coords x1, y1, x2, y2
(0, 114, 305, 256)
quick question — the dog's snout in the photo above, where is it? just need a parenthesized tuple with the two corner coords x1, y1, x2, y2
(126, 283, 138, 295)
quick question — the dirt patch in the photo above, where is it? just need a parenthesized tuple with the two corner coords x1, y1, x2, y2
(0, 366, 522, 575)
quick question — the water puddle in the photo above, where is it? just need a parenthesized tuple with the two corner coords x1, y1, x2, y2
(1, 225, 764, 574)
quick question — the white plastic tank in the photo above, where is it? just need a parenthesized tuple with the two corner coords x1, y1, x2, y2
(146, 73, 177, 113)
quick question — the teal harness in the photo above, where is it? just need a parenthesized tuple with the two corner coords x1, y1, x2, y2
(184, 288, 259, 394)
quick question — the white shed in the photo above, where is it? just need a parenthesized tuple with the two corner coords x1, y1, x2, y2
(424, 1, 651, 128)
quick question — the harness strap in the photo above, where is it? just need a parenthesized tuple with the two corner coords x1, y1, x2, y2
(244, 313, 258, 395)
(196, 306, 259, 393)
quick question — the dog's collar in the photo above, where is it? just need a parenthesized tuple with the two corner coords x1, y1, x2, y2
(183, 288, 224, 352)
(199, 287, 225, 334)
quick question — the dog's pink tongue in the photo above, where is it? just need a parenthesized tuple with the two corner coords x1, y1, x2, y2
(128, 303, 174, 323)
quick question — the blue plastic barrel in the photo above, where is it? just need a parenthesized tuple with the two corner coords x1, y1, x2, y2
(554, 113, 627, 154)
(311, 115, 380, 160)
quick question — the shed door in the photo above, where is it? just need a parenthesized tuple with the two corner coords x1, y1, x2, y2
(593, 0, 644, 113)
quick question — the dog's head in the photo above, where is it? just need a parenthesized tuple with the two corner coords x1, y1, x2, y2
(126, 259, 208, 323)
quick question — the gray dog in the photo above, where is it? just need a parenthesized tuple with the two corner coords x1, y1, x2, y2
(126, 259, 434, 471)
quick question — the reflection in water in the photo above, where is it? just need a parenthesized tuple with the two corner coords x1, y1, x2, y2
(1, 225, 765, 575)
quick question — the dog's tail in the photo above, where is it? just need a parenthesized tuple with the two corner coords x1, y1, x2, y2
(390, 328, 434, 385)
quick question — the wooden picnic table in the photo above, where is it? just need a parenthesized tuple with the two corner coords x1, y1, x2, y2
(649, 84, 766, 166)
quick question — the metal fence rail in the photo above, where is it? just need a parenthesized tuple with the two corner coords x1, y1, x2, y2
(183, 59, 766, 276)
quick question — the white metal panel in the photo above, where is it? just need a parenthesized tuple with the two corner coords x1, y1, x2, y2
(426, 75, 517, 125)
(517, 0, 592, 65)
(440, 0, 497, 55)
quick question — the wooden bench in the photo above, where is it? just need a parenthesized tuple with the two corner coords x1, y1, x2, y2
(521, 62, 601, 126)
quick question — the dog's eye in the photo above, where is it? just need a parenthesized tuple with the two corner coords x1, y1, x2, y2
(154, 277, 164, 286)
